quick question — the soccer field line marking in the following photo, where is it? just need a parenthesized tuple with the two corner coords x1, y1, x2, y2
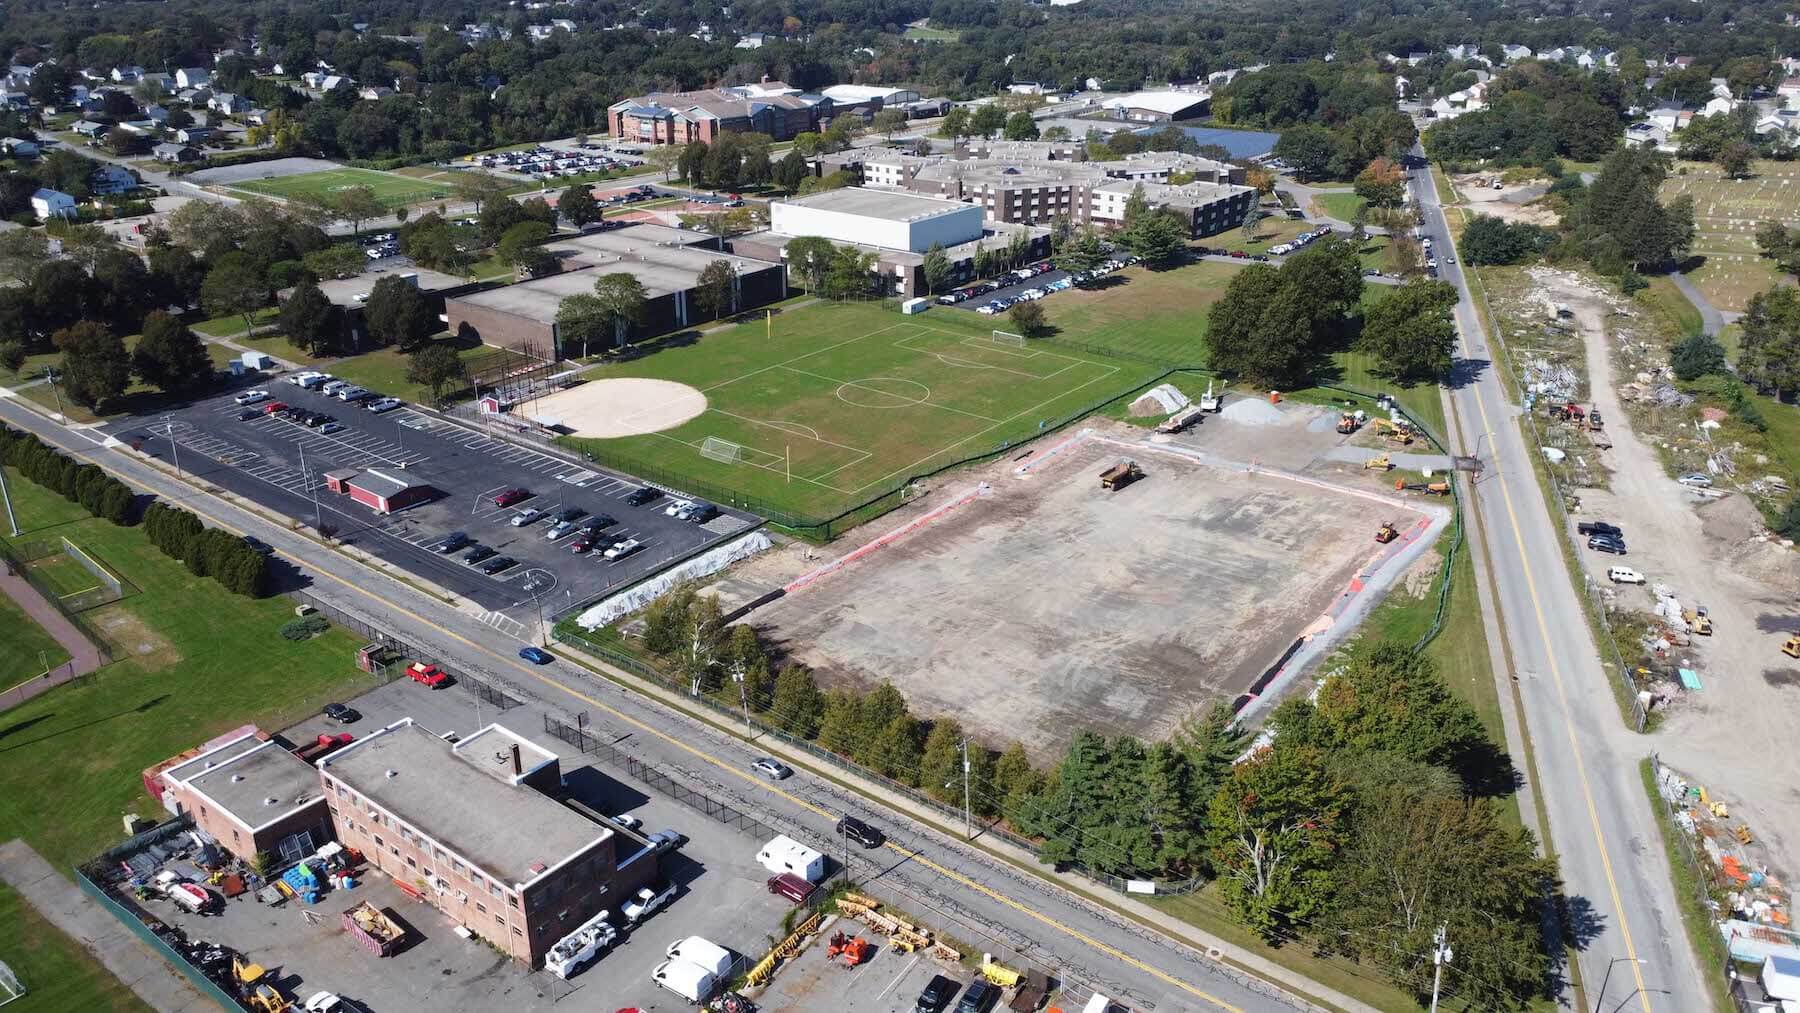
(710, 409, 873, 455)
(696, 320, 922, 395)
(778, 366, 1003, 424)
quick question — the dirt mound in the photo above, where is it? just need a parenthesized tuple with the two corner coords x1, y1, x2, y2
(1700, 493, 1765, 544)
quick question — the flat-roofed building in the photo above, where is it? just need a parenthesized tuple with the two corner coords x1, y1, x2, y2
(318, 719, 658, 966)
(160, 730, 333, 865)
(608, 88, 829, 145)
(444, 223, 785, 357)
(1101, 90, 1211, 122)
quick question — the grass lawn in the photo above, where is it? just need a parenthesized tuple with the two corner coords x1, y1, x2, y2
(1718, 322, 1743, 361)
(564, 301, 1160, 520)
(0, 880, 151, 1013)
(1042, 259, 1237, 361)
(1313, 191, 1367, 222)
(1635, 276, 1703, 341)
(325, 333, 486, 404)
(227, 166, 449, 208)
(0, 588, 69, 685)
(1431, 165, 1460, 206)
(1682, 255, 1783, 314)
(902, 24, 961, 41)
(0, 470, 377, 869)
(465, 253, 516, 281)
(0, 348, 61, 387)
(192, 307, 280, 338)
(1209, 215, 1310, 255)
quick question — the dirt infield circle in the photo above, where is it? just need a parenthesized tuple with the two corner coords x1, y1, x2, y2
(531, 378, 707, 437)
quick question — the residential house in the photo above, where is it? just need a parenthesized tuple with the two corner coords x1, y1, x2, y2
(1624, 121, 1670, 149)
(175, 67, 210, 89)
(1430, 81, 1489, 119)
(90, 164, 137, 195)
(1671, 56, 1696, 70)
(1502, 44, 1533, 62)
(144, 104, 169, 123)
(153, 142, 201, 163)
(177, 88, 213, 106)
(139, 72, 172, 94)
(71, 119, 108, 139)
(1702, 95, 1738, 118)
(1, 137, 39, 157)
(111, 65, 145, 83)
(1445, 43, 1482, 62)
(30, 188, 76, 220)
(735, 32, 767, 49)
(1779, 77, 1800, 107)
(1394, 75, 1410, 98)
(358, 86, 396, 101)
(175, 126, 214, 145)
(208, 92, 250, 115)
(551, 19, 576, 32)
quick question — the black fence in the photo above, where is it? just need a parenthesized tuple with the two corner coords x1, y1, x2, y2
(286, 588, 525, 711)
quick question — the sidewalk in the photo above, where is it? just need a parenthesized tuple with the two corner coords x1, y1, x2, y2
(0, 840, 218, 1013)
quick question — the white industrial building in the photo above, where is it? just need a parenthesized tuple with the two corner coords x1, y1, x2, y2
(1101, 90, 1211, 122)
(768, 187, 984, 253)
(820, 83, 922, 109)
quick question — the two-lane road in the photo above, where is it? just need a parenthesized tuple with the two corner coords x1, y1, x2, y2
(1409, 150, 1707, 1013)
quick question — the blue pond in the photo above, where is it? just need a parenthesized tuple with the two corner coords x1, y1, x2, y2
(1140, 124, 1280, 159)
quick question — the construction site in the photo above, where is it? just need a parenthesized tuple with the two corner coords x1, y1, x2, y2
(745, 406, 1450, 760)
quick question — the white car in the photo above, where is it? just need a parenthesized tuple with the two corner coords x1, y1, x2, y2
(544, 520, 575, 540)
(1607, 567, 1646, 585)
(613, 813, 643, 830)
(663, 498, 693, 517)
(304, 994, 366, 1013)
(621, 882, 676, 923)
(336, 386, 369, 402)
(603, 538, 642, 560)
(1678, 473, 1714, 488)
(234, 389, 269, 405)
(511, 507, 545, 527)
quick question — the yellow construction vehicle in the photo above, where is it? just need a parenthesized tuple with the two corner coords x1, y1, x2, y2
(1364, 454, 1392, 471)
(1335, 411, 1362, 434)
(1371, 418, 1414, 445)
(1784, 635, 1800, 659)
(1684, 608, 1713, 636)
(233, 958, 292, 1013)
(1375, 522, 1400, 544)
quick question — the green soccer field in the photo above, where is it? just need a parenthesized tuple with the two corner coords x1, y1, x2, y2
(564, 303, 1161, 522)
(228, 166, 450, 208)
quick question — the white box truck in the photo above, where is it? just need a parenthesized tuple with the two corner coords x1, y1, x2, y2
(756, 834, 825, 882)
(651, 959, 717, 1003)
(665, 936, 733, 978)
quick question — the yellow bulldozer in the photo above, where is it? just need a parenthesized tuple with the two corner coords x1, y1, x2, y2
(1783, 635, 1800, 659)
(1371, 418, 1415, 446)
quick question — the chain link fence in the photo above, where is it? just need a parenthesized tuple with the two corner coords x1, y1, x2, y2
(0, 536, 115, 664)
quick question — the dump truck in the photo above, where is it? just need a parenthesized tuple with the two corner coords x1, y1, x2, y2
(342, 901, 405, 957)
(1098, 460, 1143, 491)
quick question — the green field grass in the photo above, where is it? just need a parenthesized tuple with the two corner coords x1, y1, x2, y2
(24, 552, 102, 599)
(0, 587, 69, 685)
(228, 166, 449, 208)
(0, 881, 151, 1013)
(902, 24, 961, 41)
(325, 333, 488, 404)
(1313, 192, 1368, 222)
(564, 302, 1160, 518)
(0, 468, 376, 868)
(1043, 260, 1236, 361)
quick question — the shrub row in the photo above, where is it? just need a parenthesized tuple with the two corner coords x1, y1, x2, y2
(0, 425, 135, 525)
(142, 502, 269, 597)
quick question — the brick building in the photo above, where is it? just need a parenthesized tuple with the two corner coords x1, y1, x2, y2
(158, 730, 334, 866)
(317, 719, 658, 967)
(608, 89, 830, 145)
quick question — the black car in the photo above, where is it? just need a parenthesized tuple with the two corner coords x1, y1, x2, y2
(436, 532, 470, 553)
(836, 816, 884, 849)
(625, 486, 662, 507)
(1587, 535, 1627, 555)
(322, 703, 360, 724)
(553, 506, 585, 523)
(955, 980, 998, 1013)
(241, 535, 274, 556)
(237, 408, 261, 421)
(463, 545, 497, 564)
(1577, 521, 1623, 539)
(915, 974, 959, 1013)
(479, 555, 517, 574)
(688, 503, 719, 523)
(581, 513, 617, 532)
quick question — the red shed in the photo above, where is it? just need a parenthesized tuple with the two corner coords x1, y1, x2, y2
(346, 468, 435, 514)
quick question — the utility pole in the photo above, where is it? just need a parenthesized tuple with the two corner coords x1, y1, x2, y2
(0, 462, 19, 536)
(299, 442, 323, 532)
(1428, 924, 1452, 1013)
(961, 737, 972, 840)
(163, 415, 183, 476)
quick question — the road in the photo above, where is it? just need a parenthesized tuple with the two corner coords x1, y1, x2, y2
(1409, 150, 1707, 1013)
(0, 397, 1347, 1013)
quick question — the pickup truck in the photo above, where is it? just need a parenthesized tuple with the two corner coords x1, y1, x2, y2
(1577, 520, 1623, 539)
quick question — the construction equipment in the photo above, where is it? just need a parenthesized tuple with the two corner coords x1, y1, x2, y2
(1098, 459, 1143, 491)
(1375, 522, 1400, 544)
(1371, 418, 1414, 445)
(1785, 635, 1800, 659)
(1684, 607, 1714, 636)
(980, 956, 1023, 988)
(1156, 404, 1204, 434)
(234, 958, 292, 1013)
(1588, 409, 1604, 430)
(826, 931, 872, 967)
(1394, 478, 1451, 495)
(1364, 453, 1392, 471)
(1335, 410, 1364, 434)
(1198, 381, 1222, 412)
(1547, 402, 1586, 423)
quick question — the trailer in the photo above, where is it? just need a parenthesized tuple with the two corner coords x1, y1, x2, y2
(1156, 405, 1204, 434)
(341, 901, 405, 956)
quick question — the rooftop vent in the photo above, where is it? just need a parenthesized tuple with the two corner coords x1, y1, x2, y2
(230, 774, 244, 782)
(263, 796, 279, 806)
(385, 769, 399, 779)
(530, 861, 547, 874)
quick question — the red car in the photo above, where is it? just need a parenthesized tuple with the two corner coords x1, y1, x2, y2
(406, 662, 449, 688)
(263, 401, 290, 414)
(1229, 250, 1247, 259)
(569, 534, 595, 554)
(493, 487, 530, 508)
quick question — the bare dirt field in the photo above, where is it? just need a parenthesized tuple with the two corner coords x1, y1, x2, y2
(1450, 173, 1560, 228)
(532, 377, 707, 437)
(751, 421, 1416, 760)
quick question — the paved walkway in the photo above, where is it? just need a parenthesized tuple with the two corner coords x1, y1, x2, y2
(0, 840, 218, 1013)
(1669, 270, 1732, 337)
(0, 564, 106, 711)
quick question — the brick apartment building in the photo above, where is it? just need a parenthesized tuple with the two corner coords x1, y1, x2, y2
(608, 88, 830, 144)
(317, 719, 659, 966)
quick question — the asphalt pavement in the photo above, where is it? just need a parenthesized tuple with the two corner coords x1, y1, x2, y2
(1411, 149, 1707, 1013)
(0, 399, 1358, 1013)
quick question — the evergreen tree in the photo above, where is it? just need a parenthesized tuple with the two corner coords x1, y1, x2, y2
(816, 688, 864, 756)
(770, 665, 825, 738)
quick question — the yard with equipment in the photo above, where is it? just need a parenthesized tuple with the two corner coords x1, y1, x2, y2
(563, 302, 1158, 519)
(223, 166, 449, 208)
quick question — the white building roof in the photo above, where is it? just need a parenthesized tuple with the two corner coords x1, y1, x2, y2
(1101, 90, 1209, 116)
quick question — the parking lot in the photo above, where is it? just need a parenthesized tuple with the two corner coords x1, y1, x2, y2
(108, 379, 758, 624)
(128, 678, 805, 1012)
(753, 931, 967, 1013)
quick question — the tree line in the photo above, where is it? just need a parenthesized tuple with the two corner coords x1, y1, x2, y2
(0, 425, 135, 525)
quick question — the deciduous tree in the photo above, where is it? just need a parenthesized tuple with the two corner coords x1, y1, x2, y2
(53, 321, 131, 408)
(1203, 744, 1347, 940)
(365, 275, 433, 350)
(1360, 279, 1459, 381)
(200, 252, 269, 338)
(132, 311, 213, 393)
(280, 279, 338, 356)
(592, 273, 648, 348)
(558, 184, 600, 227)
(693, 259, 737, 320)
(405, 343, 468, 404)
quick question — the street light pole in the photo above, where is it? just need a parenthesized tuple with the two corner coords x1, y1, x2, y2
(960, 737, 972, 840)
(0, 462, 19, 536)
(1594, 957, 1646, 1013)
(1427, 924, 1451, 1013)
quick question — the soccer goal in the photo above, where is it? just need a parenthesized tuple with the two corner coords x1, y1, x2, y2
(991, 330, 1027, 348)
(0, 959, 25, 1007)
(700, 436, 746, 464)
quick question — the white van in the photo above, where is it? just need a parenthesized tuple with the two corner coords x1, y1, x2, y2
(651, 959, 717, 1003)
(1607, 567, 1646, 585)
(756, 834, 825, 882)
(665, 936, 733, 977)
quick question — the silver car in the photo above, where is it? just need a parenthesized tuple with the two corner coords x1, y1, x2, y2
(1678, 473, 1713, 488)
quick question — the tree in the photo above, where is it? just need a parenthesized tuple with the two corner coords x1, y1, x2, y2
(1003, 111, 1040, 141)
(773, 149, 810, 192)
(1125, 209, 1188, 266)
(1360, 279, 1459, 381)
(405, 344, 467, 404)
(1738, 286, 1800, 398)
(1016, 732, 1206, 877)
(332, 186, 386, 236)
(644, 146, 682, 182)
(1240, 200, 1264, 241)
(132, 312, 212, 393)
(869, 715, 923, 782)
(1272, 124, 1342, 181)
(816, 688, 864, 756)
(1352, 157, 1406, 207)
(496, 221, 554, 277)
(301, 245, 367, 281)
(53, 321, 131, 409)
(1458, 215, 1549, 266)
(1569, 147, 1694, 272)
(693, 259, 737, 321)
(922, 243, 952, 296)
(0, 228, 47, 285)
(1203, 744, 1347, 940)
(1671, 332, 1728, 381)
(0, 341, 23, 374)
(200, 253, 269, 338)
(554, 294, 609, 359)
(970, 104, 1007, 138)
(1207, 238, 1363, 384)
(1008, 300, 1048, 338)
(1719, 141, 1755, 180)
(783, 236, 836, 292)
(822, 245, 877, 300)
(938, 106, 972, 140)
(1176, 701, 1248, 811)
(451, 172, 510, 212)
(1243, 167, 1277, 196)
(558, 184, 600, 227)
(672, 594, 725, 695)
(870, 108, 908, 139)
(1054, 228, 1107, 279)
(365, 276, 433, 351)
(770, 665, 825, 738)
(280, 280, 338, 356)
(677, 141, 709, 185)
(920, 720, 967, 806)
(592, 273, 648, 348)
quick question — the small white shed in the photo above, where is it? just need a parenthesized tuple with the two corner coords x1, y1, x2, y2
(239, 350, 274, 370)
